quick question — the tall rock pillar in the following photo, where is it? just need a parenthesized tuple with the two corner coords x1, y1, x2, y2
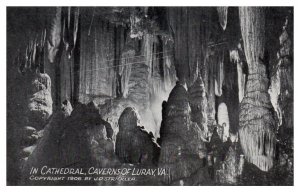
(238, 7, 276, 172)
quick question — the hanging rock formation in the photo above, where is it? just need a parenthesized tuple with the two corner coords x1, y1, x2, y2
(98, 33, 176, 139)
(168, 7, 211, 86)
(238, 7, 277, 172)
(47, 7, 62, 63)
(216, 7, 228, 31)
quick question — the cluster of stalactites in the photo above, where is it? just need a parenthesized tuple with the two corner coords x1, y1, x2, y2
(16, 30, 47, 74)
(239, 7, 265, 73)
(48, 7, 80, 62)
(239, 127, 275, 171)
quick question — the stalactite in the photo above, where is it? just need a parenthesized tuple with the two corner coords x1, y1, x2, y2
(58, 37, 75, 103)
(99, 32, 176, 139)
(61, 7, 80, 58)
(129, 8, 144, 39)
(126, 35, 152, 109)
(221, 49, 240, 134)
(149, 36, 176, 136)
(47, 7, 62, 63)
(72, 12, 81, 105)
(206, 54, 217, 129)
(168, 8, 189, 84)
(216, 7, 228, 31)
(230, 49, 246, 102)
(119, 50, 135, 98)
(214, 48, 224, 97)
(239, 7, 276, 172)
(168, 7, 211, 86)
(79, 13, 116, 104)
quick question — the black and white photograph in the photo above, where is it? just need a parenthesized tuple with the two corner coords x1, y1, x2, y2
(5, 3, 295, 187)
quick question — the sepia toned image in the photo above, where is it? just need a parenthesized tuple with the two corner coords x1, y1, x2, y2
(6, 6, 293, 186)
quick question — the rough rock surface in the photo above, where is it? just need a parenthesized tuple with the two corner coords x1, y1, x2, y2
(268, 15, 293, 182)
(61, 100, 73, 117)
(18, 72, 53, 177)
(26, 73, 53, 130)
(158, 82, 208, 185)
(115, 107, 159, 165)
(239, 7, 277, 172)
(21, 102, 118, 185)
(188, 74, 208, 135)
(215, 145, 244, 185)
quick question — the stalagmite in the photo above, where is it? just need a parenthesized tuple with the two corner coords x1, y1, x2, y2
(188, 70, 208, 135)
(22, 102, 119, 185)
(61, 99, 73, 116)
(239, 7, 276, 172)
(215, 146, 244, 184)
(158, 82, 207, 185)
(26, 72, 53, 130)
(115, 107, 158, 165)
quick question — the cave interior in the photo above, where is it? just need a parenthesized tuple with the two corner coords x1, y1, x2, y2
(7, 7, 293, 186)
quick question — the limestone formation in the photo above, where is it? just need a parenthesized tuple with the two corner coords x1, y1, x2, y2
(26, 73, 53, 130)
(115, 107, 159, 165)
(239, 7, 277, 172)
(22, 102, 119, 185)
(216, 7, 228, 31)
(215, 145, 244, 185)
(188, 73, 208, 135)
(158, 82, 207, 185)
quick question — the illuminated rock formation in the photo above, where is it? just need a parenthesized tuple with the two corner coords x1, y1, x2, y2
(158, 82, 207, 185)
(239, 7, 276, 172)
